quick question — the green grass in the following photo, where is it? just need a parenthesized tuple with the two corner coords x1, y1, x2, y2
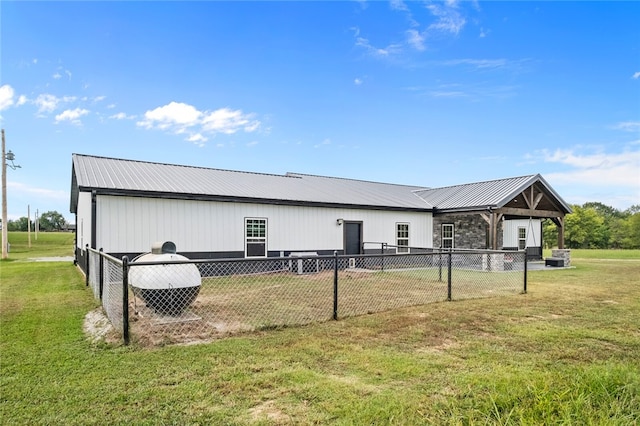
(544, 248, 640, 260)
(2, 235, 639, 424)
(1, 231, 74, 260)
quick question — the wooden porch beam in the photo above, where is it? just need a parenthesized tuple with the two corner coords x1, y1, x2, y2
(497, 207, 563, 218)
(532, 192, 544, 209)
(557, 216, 565, 249)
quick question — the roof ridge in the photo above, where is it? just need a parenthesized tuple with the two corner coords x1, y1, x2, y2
(418, 174, 538, 192)
(286, 171, 427, 188)
(72, 153, 300, 180)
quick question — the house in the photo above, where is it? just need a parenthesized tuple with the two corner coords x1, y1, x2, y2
(70, 154, 571, 265)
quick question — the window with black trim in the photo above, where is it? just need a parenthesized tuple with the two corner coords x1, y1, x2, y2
(442, 224, 454, 249)
(245, 218, 267, 257)
(518, 227, 527, 250)
(396, 223, 409, 253)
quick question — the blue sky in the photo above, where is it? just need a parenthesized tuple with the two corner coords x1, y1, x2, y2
(1, 1, 639, 223)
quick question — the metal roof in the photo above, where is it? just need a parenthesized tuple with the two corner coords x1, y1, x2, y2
(70, 154, 571, 216)
(413, 174, 572, 213)
(70, 154, 432, 212)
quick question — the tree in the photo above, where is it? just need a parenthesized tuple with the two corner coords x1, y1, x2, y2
(38, 211, 67, 231)
(627, 213, 640, 249)
(626, 205, 640, 215)
(7, 217, 29, 231)
(542, 219, 558, 249)
(565, 205, 607, 249)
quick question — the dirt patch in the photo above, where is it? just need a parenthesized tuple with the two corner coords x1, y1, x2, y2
(83, 308, 117, 343)
(248, 400, 291, 424)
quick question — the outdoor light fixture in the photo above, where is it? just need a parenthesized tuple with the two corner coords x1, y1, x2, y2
(337, 218, 344, 226)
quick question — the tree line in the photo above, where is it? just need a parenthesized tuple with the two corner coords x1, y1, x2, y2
(2, 211, 69, 232)
(544, 202, 640, 249)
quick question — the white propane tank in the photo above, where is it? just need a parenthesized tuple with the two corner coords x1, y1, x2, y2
(129, 242, 201, 315)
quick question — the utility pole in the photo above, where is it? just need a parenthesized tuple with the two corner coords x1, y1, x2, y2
(2, 129, 8, 259)
(2, 129, 21, 259)
(28, 205, 31, 248)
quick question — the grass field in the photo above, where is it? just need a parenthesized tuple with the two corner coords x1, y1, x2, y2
(1, 233, 639, 424)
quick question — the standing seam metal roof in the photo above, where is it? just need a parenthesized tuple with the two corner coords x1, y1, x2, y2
(413, 174, 572, 213)
(71, 154, 433, 211)
(71, 154, 571, 215)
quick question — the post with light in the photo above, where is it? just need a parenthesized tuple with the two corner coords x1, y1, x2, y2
(2, 129, 21, 260)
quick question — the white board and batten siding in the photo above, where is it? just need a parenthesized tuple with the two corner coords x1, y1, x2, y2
(75, 191, 93, 250)
(502, 219, 542, 249)
(83, 194, 433, 254)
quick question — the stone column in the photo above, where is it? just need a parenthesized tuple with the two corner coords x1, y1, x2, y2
(551, 249, 571, 267)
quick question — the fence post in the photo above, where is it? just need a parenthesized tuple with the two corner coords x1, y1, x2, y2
(523, 253, 528, 294)
(122, 256, 130, 346)
(438, 249, 443, 282)
(85, 244, 90, 287)
(98, 248, 104, 300)
(447, 250, 452, 301)
(333, 251, 338, 320)
(381, 243, 385, 271)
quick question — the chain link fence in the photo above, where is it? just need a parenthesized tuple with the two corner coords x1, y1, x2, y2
(84, 248, 526, 346)
(85, 248, 127, 341)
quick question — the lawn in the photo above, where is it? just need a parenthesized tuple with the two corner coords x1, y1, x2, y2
(1, 233, 639, 424)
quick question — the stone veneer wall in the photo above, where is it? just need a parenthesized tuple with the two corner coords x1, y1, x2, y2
(433, 214, 503, 249)
(551, 249, 571, 267)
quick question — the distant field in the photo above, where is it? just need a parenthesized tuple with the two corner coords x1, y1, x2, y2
(2, 231, 74, 260)
(554, 248, 640, 259)
(1, 235, 639, 424)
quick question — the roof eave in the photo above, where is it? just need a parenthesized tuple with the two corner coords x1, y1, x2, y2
(76, 186, 434, 213)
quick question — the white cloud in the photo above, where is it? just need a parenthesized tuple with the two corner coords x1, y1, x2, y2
(426, 2, 466, 35)
(406, 29, 426, 51)
(137, 101, 261, 144)
(390, 0, 409, 12)
(633, 71, 640, 79)
(17, 95, 28, 106)
(355, 0, 473, 61)
(109, 112, 135, 120)
(138, 101, 202, 130)
(439, 58, 510, 69)
(355, 36, 403, 58)
(540, 147, 640, 189)
(613, 121, 640, 132)
(0, 85, 15, 110)
(53, 72, 62, 80)
(8, 181, 67, 201)
(202, 107, 258, 134)
(34, 94, 60, 113)
(55, 108, 89, 125)
(314, 138, 332, 148)
(354, 78, 363, 85)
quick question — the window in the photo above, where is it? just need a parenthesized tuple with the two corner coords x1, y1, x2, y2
(442, 224, 454, 249)
(245, 218, 267, 257)
(518, 227, 527, 250)
(396, 223, 409, 253)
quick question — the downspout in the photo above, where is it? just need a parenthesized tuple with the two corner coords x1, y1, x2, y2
(74, 212, 78, 265)
(91, 190, 97, 250)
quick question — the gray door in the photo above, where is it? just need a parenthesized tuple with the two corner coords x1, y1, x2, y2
(344, 222, 362, 255)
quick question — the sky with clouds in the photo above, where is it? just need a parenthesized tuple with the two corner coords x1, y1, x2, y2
(0, 1, 638, 222)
